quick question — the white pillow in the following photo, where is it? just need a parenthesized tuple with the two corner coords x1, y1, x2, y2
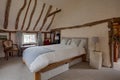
(66, 39, 72, 45)
(79, 40, 86, 48)
(61, 38, 68, 45)
(70, 39, 81, 47)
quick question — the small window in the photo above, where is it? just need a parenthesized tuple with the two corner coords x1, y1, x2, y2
(22, 33, 37, 44)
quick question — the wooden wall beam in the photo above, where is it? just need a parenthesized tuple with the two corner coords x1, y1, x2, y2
(21, 0, 32, 30)
(9, 32, 11, 40)
(47, 9, 61, 17)
(15, 0, 27, 30)
(40, 5, 52, 31)
(33, 3, 46, 30)
(52, 17, 120, 31)
(26, 0, 37, 30)
(46, 9, 57, 30)
(0, 29, 50, 33)
(4, 0, 12, 29)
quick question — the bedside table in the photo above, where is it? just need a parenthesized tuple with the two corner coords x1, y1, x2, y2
(90, 51, 102, 69)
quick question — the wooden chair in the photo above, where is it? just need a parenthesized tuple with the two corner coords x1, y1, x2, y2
(2, 40, 19, 60)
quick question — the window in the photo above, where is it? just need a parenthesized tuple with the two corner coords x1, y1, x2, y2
(22, 33, 37, 44)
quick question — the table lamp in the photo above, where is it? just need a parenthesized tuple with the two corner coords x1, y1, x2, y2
(92, 37, 99, 51)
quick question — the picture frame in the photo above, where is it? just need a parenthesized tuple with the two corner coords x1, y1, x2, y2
(0, 35, 7, 40)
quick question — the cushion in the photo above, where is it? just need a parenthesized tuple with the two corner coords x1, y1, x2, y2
(79, 39, 86, 48)
(66, 39, 72, 45)
(4, 41, 12, 48)
(70, 39, 81, 47)
(61, 38, 69, 45)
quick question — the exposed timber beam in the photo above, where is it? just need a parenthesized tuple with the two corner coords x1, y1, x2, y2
(40, 5, 52, 31)
(47, 9, 61, 17)
(33, 3, 46, 30)
(52, 17, 120, 31)
(21, 0, 32, 30)
(26, 0, 37, 30)
(0, 29, 50, 33)
(4, 0, 12, 29)
(9, 32, 11, 40)
(46, 9, 57, 30)
(15, 0, 27, 30)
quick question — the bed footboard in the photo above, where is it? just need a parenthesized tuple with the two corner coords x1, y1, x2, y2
(34, 54, 86, 80)
(35, 72, 41, 80)
(82, 54, 86, 62)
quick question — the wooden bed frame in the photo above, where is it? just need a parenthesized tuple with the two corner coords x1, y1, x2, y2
(23, 37, 88, 80)
(34, 54, 86, 80)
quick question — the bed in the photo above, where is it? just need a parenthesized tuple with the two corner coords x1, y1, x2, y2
(22, 37, 88, 80)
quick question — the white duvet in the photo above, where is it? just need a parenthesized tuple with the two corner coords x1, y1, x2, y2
(23, 44, 85, 72)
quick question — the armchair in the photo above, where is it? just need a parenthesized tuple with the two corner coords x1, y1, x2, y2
(2, 40, 19, 60)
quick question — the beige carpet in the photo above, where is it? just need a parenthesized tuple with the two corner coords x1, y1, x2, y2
(0, 57, 120, 80)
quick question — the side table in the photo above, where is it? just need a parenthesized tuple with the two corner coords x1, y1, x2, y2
(90, 51, 102, 69)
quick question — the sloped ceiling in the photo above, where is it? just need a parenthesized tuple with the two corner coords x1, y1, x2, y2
(0, 0, 61, 32)
(40, 0, 69, 8)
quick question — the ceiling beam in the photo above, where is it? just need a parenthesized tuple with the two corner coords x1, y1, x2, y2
(40, 5, 52, 31)
(15, 0, 27, 30)
(3, 0, 12, 29)
(46, 9, 57, 31)
(33, 3, 46, 30)
(47, 9, 61, 17)
(26, 0, 37, 31)
(21, 0, 32, 30)
(0, 29, 50, 33)
(52, 17, 120, 31)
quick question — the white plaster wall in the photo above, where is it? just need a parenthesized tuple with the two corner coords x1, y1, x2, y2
(61, 23, 111, 67)
(49, 0, 120, 67)
(52, 0, 120, 28)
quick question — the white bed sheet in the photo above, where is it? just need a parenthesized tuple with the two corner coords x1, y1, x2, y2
(24, 44, 85, 72)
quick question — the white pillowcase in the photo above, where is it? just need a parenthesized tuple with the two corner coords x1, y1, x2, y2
(70, 39, 81, 47)
(79, 40, 86, 48)
(66, 39, 72, 45)
(61, 39, 68, 45)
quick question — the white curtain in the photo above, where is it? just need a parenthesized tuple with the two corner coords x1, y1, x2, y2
(16, 31, 23, 54)
(37, 32, 42, 46)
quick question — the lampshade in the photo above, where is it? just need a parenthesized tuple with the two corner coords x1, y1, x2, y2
(92, 37, 99, 43)
(55, 36, 59, 40)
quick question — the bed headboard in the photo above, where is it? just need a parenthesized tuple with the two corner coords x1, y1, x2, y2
(61, 37, 89, 61)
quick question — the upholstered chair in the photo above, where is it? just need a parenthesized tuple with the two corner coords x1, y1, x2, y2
(3, 40, 19, 60)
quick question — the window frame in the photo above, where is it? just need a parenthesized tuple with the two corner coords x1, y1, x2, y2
(22, 33, 37, 45)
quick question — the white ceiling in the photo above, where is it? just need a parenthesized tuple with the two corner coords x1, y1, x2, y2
(0, 0, 61, 31)
(40, 0, 69, 8)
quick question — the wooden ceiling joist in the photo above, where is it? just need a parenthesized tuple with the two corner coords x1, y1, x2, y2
(15, 0, 27, 30)
(40, 5, 52, 31)
(47, 9, 61, 17)
(46, 9, 57, 30)
(33, 3, 46, 30)
(3, 0, 12, 29)
(26, 0, 37, 31)
(52, 17, 120, 31)
(21, 0, 32, 30)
